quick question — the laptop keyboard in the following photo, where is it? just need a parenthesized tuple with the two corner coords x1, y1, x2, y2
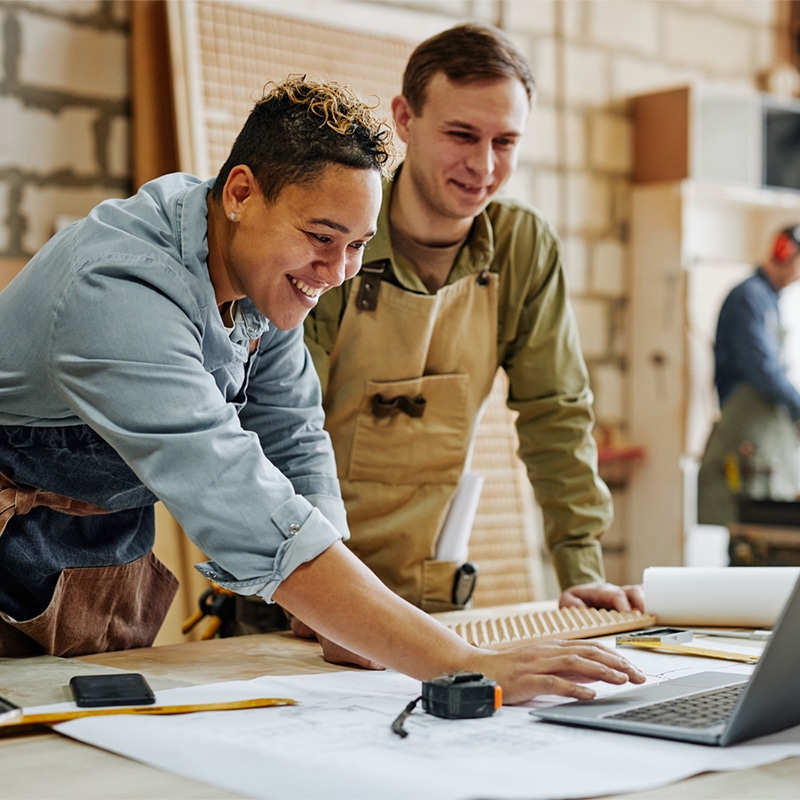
(606, 683, 746, 729)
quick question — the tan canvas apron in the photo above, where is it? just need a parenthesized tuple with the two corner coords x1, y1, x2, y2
(698, 385, 800, 527)
(0, 472, 177, 657)
(324, 268, 498, 612)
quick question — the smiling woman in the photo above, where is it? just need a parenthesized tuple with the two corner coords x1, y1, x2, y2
(205, 78, 392, 330)
(207, 161, 382, 331)
(0, 75, 392, 658)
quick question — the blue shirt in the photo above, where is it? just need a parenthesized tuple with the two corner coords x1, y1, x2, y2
(715, 267, 800, 421)
(0, 173, 348, 601)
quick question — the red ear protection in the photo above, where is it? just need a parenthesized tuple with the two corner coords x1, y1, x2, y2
(772, 227, 800, 263)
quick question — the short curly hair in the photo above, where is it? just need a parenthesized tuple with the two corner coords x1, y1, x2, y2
(212, 75, 395, 203)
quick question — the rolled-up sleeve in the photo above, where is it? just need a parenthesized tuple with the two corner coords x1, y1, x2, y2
(49, 257, 346, 602)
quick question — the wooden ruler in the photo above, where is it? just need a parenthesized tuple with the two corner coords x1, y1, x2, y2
(616, 640, 760, 664)
(0, 696, 295, 730)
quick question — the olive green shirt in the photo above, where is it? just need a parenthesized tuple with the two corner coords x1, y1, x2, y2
(304, 175, 611, 590)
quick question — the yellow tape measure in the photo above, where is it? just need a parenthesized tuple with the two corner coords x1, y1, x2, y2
(0, 696, 296, 729)
(617, 639, 759, 664)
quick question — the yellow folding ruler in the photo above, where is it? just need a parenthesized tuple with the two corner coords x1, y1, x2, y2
(615, 639, 759, 664)
(0, 696, 295, 732)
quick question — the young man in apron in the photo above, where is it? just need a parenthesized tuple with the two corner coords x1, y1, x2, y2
(296, 24, 643, 664)
(0, 75, 645, 703)
(698, 225, 800, 528)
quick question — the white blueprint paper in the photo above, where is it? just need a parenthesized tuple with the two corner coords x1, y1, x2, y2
(45, 650, 800, 800)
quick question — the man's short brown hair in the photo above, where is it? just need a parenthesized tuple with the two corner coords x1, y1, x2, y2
(402, 23, 536, 115)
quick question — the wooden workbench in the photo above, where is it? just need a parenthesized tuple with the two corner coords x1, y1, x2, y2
(2, 630, 800, 799)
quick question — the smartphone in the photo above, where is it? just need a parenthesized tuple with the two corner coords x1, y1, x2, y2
(0, 695, 20, 724)
(69, 673, 156, 708)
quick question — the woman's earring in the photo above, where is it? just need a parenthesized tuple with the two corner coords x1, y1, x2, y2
(228, 212, 237, 221)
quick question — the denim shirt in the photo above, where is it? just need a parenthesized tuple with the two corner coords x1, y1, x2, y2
(715, 267, 800, 421)
(0, 173, 348, 601)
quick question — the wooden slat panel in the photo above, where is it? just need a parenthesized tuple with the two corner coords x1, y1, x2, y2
(434, 602, 656, 647)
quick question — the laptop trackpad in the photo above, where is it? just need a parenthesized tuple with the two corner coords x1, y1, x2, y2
(533, 672, 743, 722)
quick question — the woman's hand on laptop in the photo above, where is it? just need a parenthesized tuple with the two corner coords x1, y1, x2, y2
(293, 609, 646, 703)
(473, 639, 647, 704)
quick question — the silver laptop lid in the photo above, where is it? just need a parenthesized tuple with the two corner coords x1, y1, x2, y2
(531, 575, 800, 746)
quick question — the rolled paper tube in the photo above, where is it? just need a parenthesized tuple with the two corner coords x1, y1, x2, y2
(643, 567, 800, 628)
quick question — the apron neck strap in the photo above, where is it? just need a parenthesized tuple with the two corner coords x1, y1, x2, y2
(355, 260, 390, 312)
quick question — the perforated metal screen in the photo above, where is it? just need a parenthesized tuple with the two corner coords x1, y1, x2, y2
(168, 0, 413, 177)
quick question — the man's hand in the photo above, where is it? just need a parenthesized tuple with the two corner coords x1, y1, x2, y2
(559, 581, 645, 612)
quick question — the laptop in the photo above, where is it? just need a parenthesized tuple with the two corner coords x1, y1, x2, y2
(531, 575, 800, 746)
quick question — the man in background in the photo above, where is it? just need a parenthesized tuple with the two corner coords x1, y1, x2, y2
(698, 224, 800, 528)
(301, 22, 643, 643)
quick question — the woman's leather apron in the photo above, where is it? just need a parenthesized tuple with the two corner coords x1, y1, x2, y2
(324, 265, 498, 612)
(0, 427, 177, 658)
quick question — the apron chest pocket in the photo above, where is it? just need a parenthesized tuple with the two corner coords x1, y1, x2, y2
(347, 374, 469, 484)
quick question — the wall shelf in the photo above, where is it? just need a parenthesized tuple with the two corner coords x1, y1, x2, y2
(626, 84, 800, 582)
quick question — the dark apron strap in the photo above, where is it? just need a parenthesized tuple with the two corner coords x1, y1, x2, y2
(355, 259, 389, 312)
(0, 471, 111, 537)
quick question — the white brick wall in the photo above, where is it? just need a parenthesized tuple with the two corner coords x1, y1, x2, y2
(27, 1, 105, 15)
(586, 1, 660, 55)
(18, 13, 127, 99)
(0, 97, 96, 173)
(504, 0, 555, 34)
(564, 44, 611, 105)
(662, 6, 756, 76)
(529, 37, 557, 100)
(0, 8, 5, 85)
(611, 53, 700, 99)
(501, 161, 536, 207)
(530, 168, 562, 228)
(0, 1, 130, 256)
(592, 238, 626, 296)
(106, 115, 129, 178)
(0, 183, 8, 252)
(522, 104, 557, 166)
(711, 0, 777, 25)
(591, 361, 625, 421)
(563, 110, 587, 169)
(561, 235, 589, 292)
(565, 172, 612, 234)
(571, 296, 609, 359)
(560, 0, 583, 39)
(588, 111, 631, 173)
(20, 184, 124, 254)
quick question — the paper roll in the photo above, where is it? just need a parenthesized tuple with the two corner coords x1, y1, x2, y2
(644, 567, 800, 627)
(435, 473, 484, 563)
